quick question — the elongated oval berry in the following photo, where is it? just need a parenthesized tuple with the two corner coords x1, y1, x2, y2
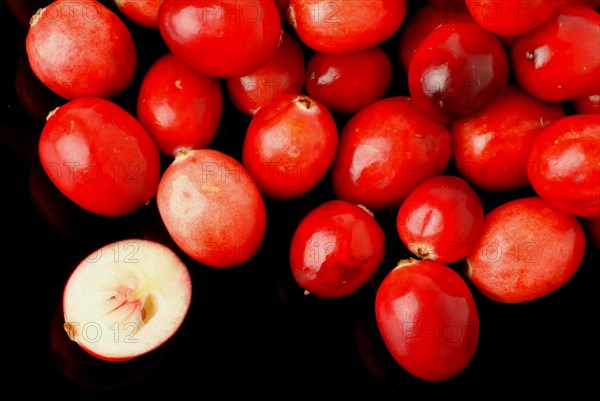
(38, 97, 161, 217)
(375, 258, 479, 382)
(290, 200, 386, 298)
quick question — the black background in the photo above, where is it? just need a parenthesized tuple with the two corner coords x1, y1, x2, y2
(2, 0, 598, 397)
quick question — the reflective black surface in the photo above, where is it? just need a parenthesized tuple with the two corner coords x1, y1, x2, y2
(2, 0, 598, 397)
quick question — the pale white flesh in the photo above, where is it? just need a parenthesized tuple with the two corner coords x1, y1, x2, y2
(63, 239, 192, 360)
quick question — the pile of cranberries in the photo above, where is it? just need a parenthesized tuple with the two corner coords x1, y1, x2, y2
(6, 0, 600, 389)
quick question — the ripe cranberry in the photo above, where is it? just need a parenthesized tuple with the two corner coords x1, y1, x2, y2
(408, 22, 509, 123)
(114, 0, 164, 28)
(510, 6, 600, 103)
(242, 94, 338, 200)
(158, 0, 282, 78)
(157, 149, 267, 268)
(330, 97, 452, 211)
(396, 175, 484, 264)
(397, 3, 474, 72)
(26, 0, 137, 100)
(227, 31, 305, 116)
(288, 0, 406, 53)
(375, 258, 479, 382)
(304, 46, 392, 115)
(38, 97, 161, 217)
(137, 53, 223, 157)
(451, 85, 565, 192)
(573, 94, 600, 115)
(466, 197, 586, 303)
(465, 0, 557, 36)
(527, 114, 600, 218)
(289, 200, 386, 298)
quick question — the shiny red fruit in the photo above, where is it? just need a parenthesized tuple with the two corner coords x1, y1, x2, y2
(451, 85, 565, 192)
(527, 114, 600, 218)
(330, 96, 452, 211)
(158, 0, 282, 78)
(289, 200, 386, 298)
(465, 0, 557, 36)
(573, 94, 600, 115)
(466, 197, 586, 303)
(38, 97, 161, 217)
(510, 6, 600, 103)
(304, 46, 392, 115)
(157, 149, 267, 268)
(115, 0, 164, 28)
(408, 22, 509, 123)
(396, 175, 484, 264)
(288, 0, 406, 53)
(242, 94, 338, 200)
(375, 258, 479, 382)
(227, 31, 305, 116)
(137, 53, 223, 157)
(26, 0, 136, 100)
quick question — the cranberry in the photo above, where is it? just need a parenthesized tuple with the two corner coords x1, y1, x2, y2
(330, 96, 452, 211)
(375, 258, 479, 382)
(396, 175, 484, 264)
(114, 0, 164, 28)
(304, 46, 393, 115)
(510, 6, 600, 103)
(573, 94, 600, 115)
(38, 97, 161, 217)
(408, 22, 509, 123)
(527, 114, 600, 218)
(465, 0, 557, 36)
(466, 196, 586, 303)
(227, 30, 305, 116)
(26, 0, 137, 100)
(288, 0, 406, 53)
(451, 85, 565, 192)
(158, 0, 282, 78)
(137, 53, 223, 157)
(242, 94, 338, 200)
(289, 200, 385, 298)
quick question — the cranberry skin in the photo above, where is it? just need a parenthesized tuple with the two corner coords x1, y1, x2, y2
(375, 259, 479, 382)
(510, 6, 600, 103)
(408, 22, 509, 123)
(137, 53, 223, 157)
(157, 149, 267, 268)
(26, 0, 137, 100)
(451, 85, 566, 192)
(466, 197, 586, 303)
(396, 176, 484, 264)
(573, 94, 600, 114)
(114, 0, 164, 28)
(227, 31, 305, 116)
(526, 114, 600, 218)
(242, 94, 338, 200)
(465, 0, 557, 36)
(397, 3, 474, 72)
(288, 0, 406, 53)
(330, 97, 452, 211)
(38, 98, 161, 217)
(158, 0, 282, 78)
(304, 46, 393, 115)
(290, 200, 386, 298)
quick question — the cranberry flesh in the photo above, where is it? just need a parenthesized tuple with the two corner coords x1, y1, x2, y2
(375, 258, 479, 382)
(242, 94, 338, 200)
(137, 53, 223, 157)
(304, 46, 393, 115)
(510, 6, 600, 103)
(330, 96, 452, 211)
(408, 22, 509, 123)
(396, 175, 484, 264)
(38, 97, 161, 217)
(26, 0, 137, 100)
(451, 85, 565, 192)
(158, 0, 282, 78)
(466, 197, 586, 303)
(527, 114, 600, 218)
(289, 200, 386, 298)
